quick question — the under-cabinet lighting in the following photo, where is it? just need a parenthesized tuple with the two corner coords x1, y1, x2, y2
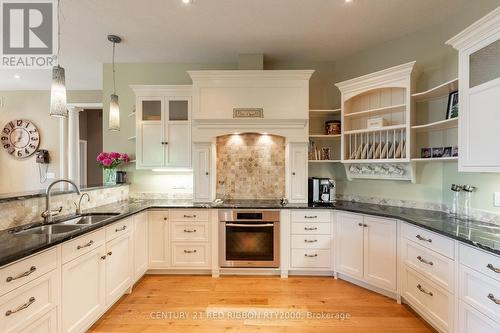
(152, 168, 193, 173)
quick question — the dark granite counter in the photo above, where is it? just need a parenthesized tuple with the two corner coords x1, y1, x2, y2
(0, 199, 498, 268)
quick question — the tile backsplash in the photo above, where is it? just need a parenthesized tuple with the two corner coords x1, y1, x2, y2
(216, 133, 285, 200)
(0, 185, 129, 231)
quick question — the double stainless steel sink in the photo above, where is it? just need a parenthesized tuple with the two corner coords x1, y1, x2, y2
(14, 213, 120, 236)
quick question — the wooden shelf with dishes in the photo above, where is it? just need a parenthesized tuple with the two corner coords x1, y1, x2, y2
(411, 78, 459, 161)
(308, 108, 342, 163)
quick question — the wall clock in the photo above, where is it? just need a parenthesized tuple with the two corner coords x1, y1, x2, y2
(1, 119, 40, 159)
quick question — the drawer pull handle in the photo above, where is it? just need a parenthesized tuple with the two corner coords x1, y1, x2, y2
(417, 284, 433, 297)
(183, 214, 197, 218)
(358, 223, 363, 227)
(304, 216, 317, 219)
(487, 293, 500, 305)
(487, 264, 500, 273)
(115, 225, 127, 232)
(304, 239, 318, 243)
(5, 297, 36, 316)
(77, 240, 94, 250)
(6, 266, 36, 282)
(184, 229, 197, 233)
(184, 249, 197, 254)
(304, 254, 318, 258)
(417, 256, 434, 266)
(416, 235, 432, 243)
(304, 227, 318, 231)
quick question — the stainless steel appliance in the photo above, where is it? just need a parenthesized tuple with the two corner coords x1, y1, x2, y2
(219, 210, 280, 268)
(308, 178, 336, 205)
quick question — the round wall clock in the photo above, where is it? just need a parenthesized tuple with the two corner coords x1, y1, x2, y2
(1, 119, 40, 159)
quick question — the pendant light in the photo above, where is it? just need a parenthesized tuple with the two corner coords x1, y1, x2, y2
(108, 35, 122, 131)
(50, 0, 67, 118)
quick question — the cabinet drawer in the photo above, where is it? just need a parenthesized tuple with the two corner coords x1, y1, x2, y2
(171, 243, 210, 267)
(19, 307, 57, 333)
(402, 239, 454, 292)
(0, 270, 58, 333)
(62, 229, 105, 264)
(402, 268, 453, 333)
(291, 222, 331, 235)
(459, 300, 500, 333)
(105, 218, 133, 241)
(171, 222, 209, 242)
(170, 210, 209, 222)
(291, 234, 331, 250)
(460, 244, 500, 283)
(291, 210, 330, 223)
(0, 248, 57, 297)
(460, 265, 500, 323)
(291, 249, 331, 269)
(402, 223, 454, 259)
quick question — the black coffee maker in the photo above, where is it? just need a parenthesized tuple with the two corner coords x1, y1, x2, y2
(308, 178, 336, 205)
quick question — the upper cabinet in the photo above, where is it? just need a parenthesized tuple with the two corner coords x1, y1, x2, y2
(447, 7, 500, 172)
(132, 86, 192, 170)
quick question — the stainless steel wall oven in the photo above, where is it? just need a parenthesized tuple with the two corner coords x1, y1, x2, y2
(219, 210, 280, 268)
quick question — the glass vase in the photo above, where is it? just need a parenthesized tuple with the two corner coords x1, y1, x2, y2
(103, 168, 117, 186)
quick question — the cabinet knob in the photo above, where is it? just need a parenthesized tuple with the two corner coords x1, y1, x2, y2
(358, 223, 363, 227)
(101, 255, 106, 260)
(163, 217, 167, 221)
(205, 172, 209, 176)
(107, 251, 112, 256)
(292, 172, 296, 175)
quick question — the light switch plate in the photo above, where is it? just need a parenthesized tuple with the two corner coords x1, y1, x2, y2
(495, 192, 500, 207)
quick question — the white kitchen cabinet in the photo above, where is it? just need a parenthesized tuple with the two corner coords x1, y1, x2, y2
(288, 143, 308, 203)
(133, 212, 149, 282)
(149, 211, 170, 268)
(132, 86, 192, 170)
(105, 231, 133, 306)
(363, 216, 397, 291)
(459, 300, 500, 333)
(336, 212, 397, 292)
(447, 7, 500, 172)
(193, 143, 212, 202)
(19, 308, 57, 333)
(62, 245, 106, 333)
(336, 212, 364, 279)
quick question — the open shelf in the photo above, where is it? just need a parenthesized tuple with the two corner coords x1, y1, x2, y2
(344, 104, 406, 118)
(344, 124, 406, 135)
(412, 78, 458, 102)
(343, 158, 409, 164)
(411, 157, 458, 162)
(308, 160, 341, 163)
(309, 108, 341, 116)
(127, 136, 136, 141)
(309, 134, 341, 139)
(412, 118, 458, 133)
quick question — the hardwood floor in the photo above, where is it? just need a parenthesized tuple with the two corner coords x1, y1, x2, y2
(89, 275, 434, 333)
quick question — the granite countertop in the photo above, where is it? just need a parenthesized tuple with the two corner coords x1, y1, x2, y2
(0, 199, 499, 268)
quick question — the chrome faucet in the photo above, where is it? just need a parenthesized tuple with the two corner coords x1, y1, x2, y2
(75, 193, 90, 215)
(42, 179, 81, 223)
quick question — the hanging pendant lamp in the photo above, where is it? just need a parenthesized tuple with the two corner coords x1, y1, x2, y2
(108, 35, 122, 131)
(50, 0, 67, 118)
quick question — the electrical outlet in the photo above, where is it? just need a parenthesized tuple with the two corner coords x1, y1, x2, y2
(495, 192, 500, 207)
(46, 172, 55, 180)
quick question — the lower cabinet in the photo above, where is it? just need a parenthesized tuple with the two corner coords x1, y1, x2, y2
(149, 210, 170, 268)
(62, 245, 106, 333)
(105, 232, 133, 306)
(133, 212, 149, 282)
(20, 308, 57, 333)
(336, 212, 397, 292)
(459, 300, 500, 333)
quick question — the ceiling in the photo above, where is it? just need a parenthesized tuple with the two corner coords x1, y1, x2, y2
(0, 0, 469, 90)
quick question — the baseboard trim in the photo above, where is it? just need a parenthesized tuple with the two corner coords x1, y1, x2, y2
(337, 273, 398, 300)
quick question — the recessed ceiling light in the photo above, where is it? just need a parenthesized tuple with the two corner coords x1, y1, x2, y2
(13, 74, 20, 79)
(182, 0, 192, 4)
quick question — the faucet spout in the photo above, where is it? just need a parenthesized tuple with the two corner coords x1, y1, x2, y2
(42, 179, 81, 223)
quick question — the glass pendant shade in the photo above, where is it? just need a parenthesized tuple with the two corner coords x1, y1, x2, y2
(49, 65, 67, 118)
(109, 94, 120, 131)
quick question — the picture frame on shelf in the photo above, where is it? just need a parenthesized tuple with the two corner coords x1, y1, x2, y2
(446, 91, 459, 119)
(421, 148, 431, 158)
(442, 146, 452, 157)
(432, 147, 444, 158)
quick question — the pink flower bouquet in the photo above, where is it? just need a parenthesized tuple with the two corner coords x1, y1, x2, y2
(96, 152, 130, 169)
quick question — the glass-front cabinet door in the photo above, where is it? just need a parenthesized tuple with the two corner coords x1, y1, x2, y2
(138, 97, 164, 168)
(164, 97, 191, 167)
(447, 8, 500, 172)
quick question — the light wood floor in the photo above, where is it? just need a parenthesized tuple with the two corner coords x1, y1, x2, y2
(89, 275, 434, 333)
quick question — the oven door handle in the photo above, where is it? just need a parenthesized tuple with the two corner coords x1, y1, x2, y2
(225, 223, 275, 227)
